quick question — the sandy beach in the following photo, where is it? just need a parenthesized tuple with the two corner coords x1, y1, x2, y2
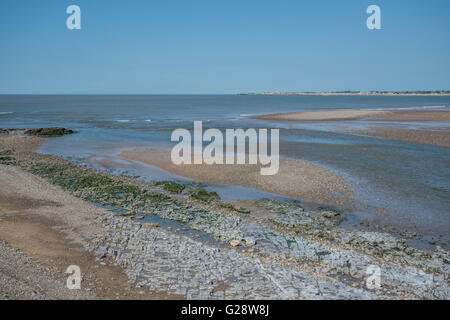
(252, 109, 450, 122)
(354, 127, 450, 148)
(253, 110, 390, 121)
(369, 110, 450, 122)
(119, 148, 351, 207)
(252, 109, 450, 147)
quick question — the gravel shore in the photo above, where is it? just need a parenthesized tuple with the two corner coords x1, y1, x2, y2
(0, 239, 93, 300)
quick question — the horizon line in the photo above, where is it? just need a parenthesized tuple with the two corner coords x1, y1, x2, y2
(1, 90, 450, 96)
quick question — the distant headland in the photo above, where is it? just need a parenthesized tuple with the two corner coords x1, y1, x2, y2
(237, 90, 450, 96)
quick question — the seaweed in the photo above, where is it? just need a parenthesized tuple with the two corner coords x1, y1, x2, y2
(154, 180, 185, 194)
(190, 189, 220, 202)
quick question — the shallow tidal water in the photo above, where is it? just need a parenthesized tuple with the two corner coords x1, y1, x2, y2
(1, 95, 449, 249)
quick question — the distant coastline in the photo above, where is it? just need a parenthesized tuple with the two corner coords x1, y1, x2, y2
(238, 90, 450, 96)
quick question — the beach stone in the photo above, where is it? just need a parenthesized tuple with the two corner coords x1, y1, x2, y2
(230, 240, 240, 247)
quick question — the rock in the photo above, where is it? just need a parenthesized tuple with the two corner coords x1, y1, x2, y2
(0, 150, 13, 156)
(95, 247, 108, 260)
(143, 222, 159, 228)
(322, 211, 339, 219)
(230, 240, 240, 247)
(243, 237, 256, 246)
(23, 127, 75, 137)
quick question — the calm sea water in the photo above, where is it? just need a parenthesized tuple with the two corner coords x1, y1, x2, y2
(1, 95, 449, 248)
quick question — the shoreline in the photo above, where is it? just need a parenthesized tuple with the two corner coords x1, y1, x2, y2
(1, 131, 449, 299)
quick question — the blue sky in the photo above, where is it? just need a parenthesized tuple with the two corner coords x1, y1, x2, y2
(0, 0, 449, 94)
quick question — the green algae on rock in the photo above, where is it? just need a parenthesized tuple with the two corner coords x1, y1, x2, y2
(189, 188, 220, 202)
(154, 180, 185, 194)
(24, 127, 75, 137)
(1, 127, 75, 137)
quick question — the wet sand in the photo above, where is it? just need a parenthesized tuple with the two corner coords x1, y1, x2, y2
(252, 109, 450, 122)
(353, 127, 450, 148)
(119, 148, 352, 207)
(252, 109, 450, 147)
(253, 110, 389, 121)
(365, 110, 450, 122)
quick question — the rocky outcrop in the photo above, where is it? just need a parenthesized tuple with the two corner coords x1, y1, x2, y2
(24, 127, 75, 137)
(0, 127, 75, 137)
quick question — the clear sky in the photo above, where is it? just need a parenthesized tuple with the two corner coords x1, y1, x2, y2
(0, 0, 449, 94)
